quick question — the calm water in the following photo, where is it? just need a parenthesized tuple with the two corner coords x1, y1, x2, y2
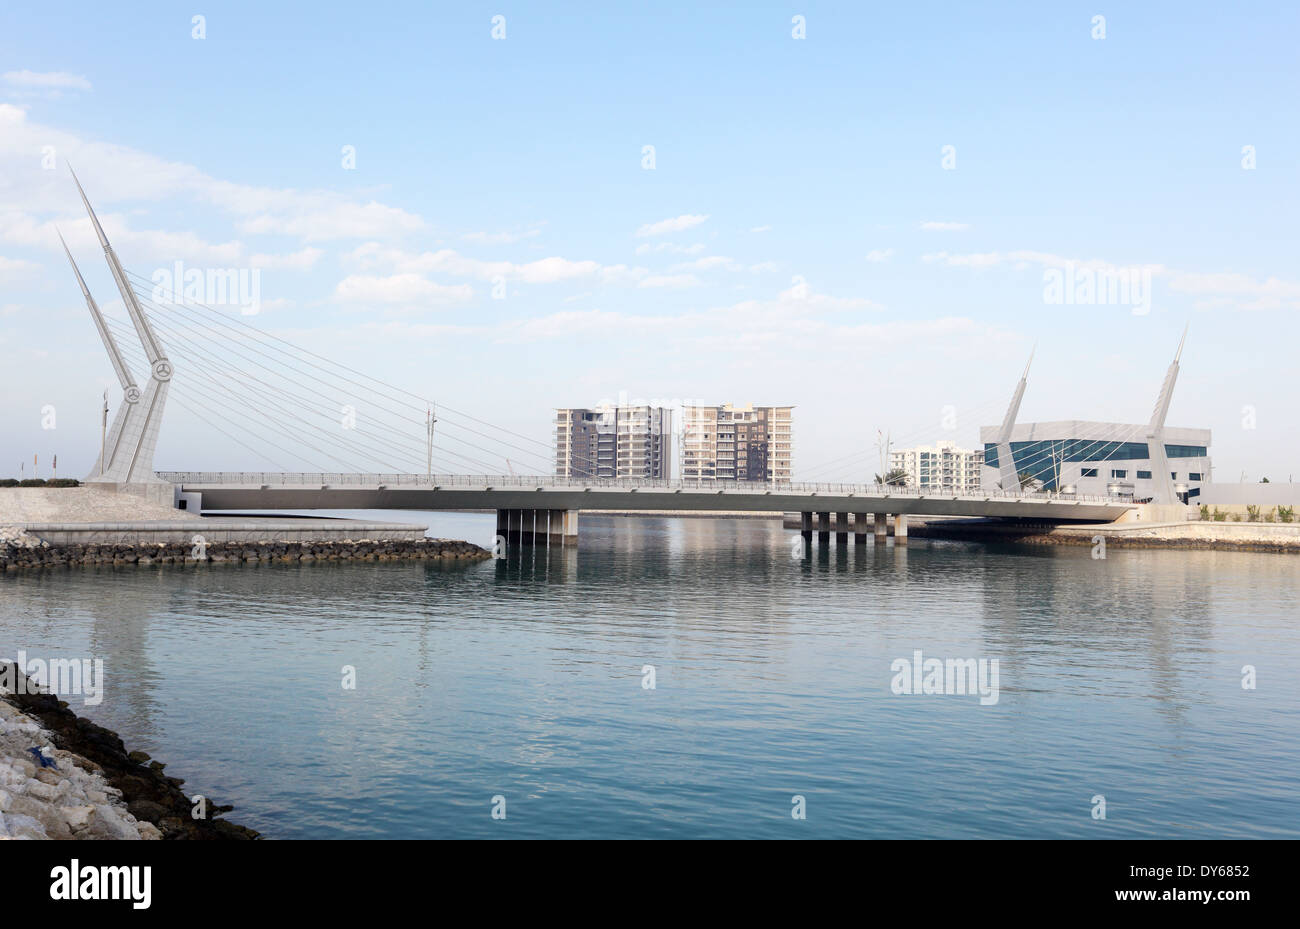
(2, 513, 1298, 839)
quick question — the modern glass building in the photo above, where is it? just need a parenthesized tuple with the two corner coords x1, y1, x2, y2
(978, 420, 1211, 501)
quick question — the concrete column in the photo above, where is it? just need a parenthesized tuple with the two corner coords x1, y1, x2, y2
(522, 509, 539, 546)
(507, 508, 522, 545)
(496, 509, 509, 547)
(548, 509, 565, 547)
(817, 511, 831, 545)
(874, 512, 888, 541)
(835, 511, 849, 546)
(560, 510, 579, 545)
(894, 513, 908, 543)
(800, 512, 813, 546)
(854, 513, 868, 545)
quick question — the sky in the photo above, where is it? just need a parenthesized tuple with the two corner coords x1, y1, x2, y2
(1, 1, 1297, 482)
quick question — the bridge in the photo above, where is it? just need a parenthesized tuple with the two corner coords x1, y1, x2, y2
(57, 169, 1148, 548)
(159, 472, 1132, 546)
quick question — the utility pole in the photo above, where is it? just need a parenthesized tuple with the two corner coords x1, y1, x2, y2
(101, 390, 108, 476)
(426, 404, 436, 478)
(876, 429, 891, 484)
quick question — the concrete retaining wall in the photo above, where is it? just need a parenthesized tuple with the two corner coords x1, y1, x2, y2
(1198, 482, 1300, 506)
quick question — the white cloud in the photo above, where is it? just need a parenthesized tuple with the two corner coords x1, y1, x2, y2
(634, 241, 705, 256)
(249, 248, 324, 271)
(865, 248, 895, 263)
(461, 227, 543, 245)
(1168, 271, 1300, 311)
(0, 105, 425, 244)
(3, 70, 92, 92)
(670, 256, 739, 273)
(920, 221, 969, 231)
(346, 242, 644, 285)
(333, 273, 474, 305)
(0, 255, 40, 280)
(750, 225, 772, 233)
(237, 201, 424, 241)
(638, 273, 701, 289)
(635, 214, 710, 237)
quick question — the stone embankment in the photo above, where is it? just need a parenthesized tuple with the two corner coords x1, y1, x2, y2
(1, 663, 256, 840)
(1, 533, 491, 570)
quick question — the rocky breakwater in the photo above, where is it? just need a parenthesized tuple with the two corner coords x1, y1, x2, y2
(1, 530, 491, 570)
(1, 663, 257, 840)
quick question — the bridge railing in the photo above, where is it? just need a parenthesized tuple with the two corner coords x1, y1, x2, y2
(156, 472, 1124, 505)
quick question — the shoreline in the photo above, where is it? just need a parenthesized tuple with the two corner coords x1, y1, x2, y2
(905, 518, 1300, 553)
(1, 662, 257, 840)
(1, 533, 491, 571)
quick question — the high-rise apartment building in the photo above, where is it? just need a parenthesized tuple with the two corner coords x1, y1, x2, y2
(681, 403, 793, 484)
(889, 440, 984, 493)
(555, 405, 672, 479)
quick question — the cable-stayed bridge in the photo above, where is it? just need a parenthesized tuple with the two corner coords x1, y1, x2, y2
(60, 171, 1143, 545)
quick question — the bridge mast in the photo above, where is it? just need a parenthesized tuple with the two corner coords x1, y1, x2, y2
(1145, 326, 1188, 505)
(66, 169, 173, 485)
(994, 348, 1033, 491)
(58, 230, 142, 478)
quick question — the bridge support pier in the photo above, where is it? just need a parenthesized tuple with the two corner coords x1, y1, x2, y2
(522, 509, 540, 545)
(800, 512, 813, 547)
(854, 513, 868, 545)
(836, 512, 849, 546)
(817, 511, 831, 546)
(894, 514, 908, 544)
(874, 513, 888, 542)
(498, 508, 578, 548)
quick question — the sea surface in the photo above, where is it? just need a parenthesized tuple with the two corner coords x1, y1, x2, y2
(2, 513, 1297, 839)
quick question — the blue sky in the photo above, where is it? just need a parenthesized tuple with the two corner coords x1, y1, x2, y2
(1, 1, 1297, 481)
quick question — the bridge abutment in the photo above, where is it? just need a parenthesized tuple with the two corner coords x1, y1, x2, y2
(875, 513, 888, 541)
(894, 514, 908, 544)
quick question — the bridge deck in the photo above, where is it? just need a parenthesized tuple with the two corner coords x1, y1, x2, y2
(160, 473, 1133, 523)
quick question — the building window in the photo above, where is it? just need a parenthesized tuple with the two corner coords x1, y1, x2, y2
(1189, 472, 1202, 481)
(1111, 469, 1127, 479)
(1136, 470, 1152, 480)
(1171, 472, 1177, 480)
(1080, 468, 1098, 478)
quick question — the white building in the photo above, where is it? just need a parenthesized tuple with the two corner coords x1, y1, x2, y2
(682, 403, 793, 484)
(977, 420, 1211, 501)
(890, 440, 984, 493)
(555, 405, 672, 480)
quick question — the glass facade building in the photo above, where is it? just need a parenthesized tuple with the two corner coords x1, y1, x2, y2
(978, 420, 1211, 501)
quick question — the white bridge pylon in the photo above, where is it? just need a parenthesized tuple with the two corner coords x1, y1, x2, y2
(62, 168, 173, 485)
